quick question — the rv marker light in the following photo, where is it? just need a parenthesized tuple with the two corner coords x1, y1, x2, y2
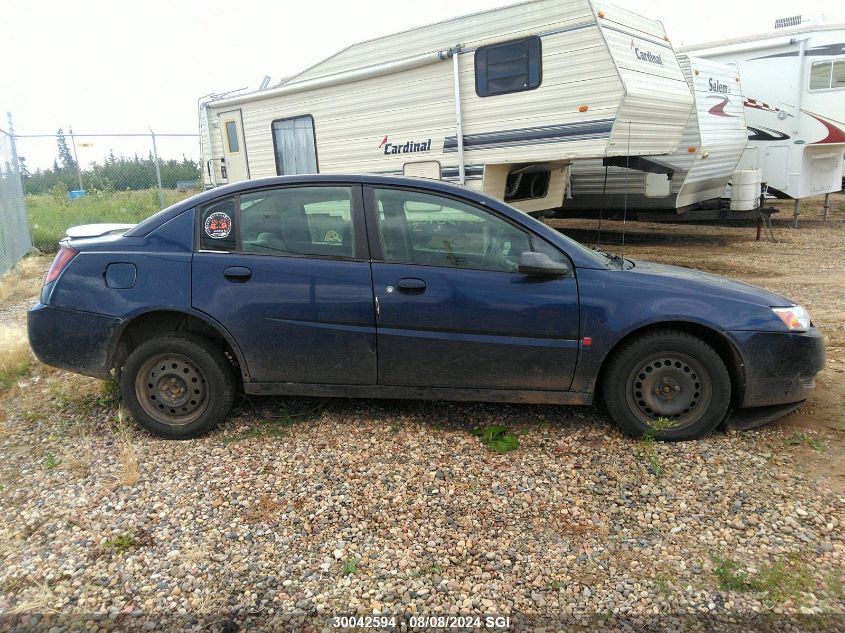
(687, 146, 697, 153)
(578, 105, 589, 112)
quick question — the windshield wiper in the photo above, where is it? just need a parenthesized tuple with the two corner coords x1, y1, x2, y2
(591, 246, 630, 270)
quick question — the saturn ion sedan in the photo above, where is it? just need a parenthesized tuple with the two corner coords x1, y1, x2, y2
(28, 175, 824, 440)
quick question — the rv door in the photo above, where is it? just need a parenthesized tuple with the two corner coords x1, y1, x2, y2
(218, 110, 249, 183)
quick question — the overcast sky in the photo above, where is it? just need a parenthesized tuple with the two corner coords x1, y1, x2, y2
(3, 0, 842, 169)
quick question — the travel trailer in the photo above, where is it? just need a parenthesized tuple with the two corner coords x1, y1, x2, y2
(680, 19, 845, 222)
(200, 0, 694, 214)
(564, 55, 748, 219)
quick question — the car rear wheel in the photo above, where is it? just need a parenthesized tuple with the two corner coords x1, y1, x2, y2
(120, 335, 235, 439)
(602, 330, 731, 441)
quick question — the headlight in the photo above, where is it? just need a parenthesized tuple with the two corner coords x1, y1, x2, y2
(772, 305, 811, 332)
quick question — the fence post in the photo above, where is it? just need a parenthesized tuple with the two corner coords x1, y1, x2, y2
(68, 127, 85, 192)
(150, 129, 165, 210)
(6, 112, 19, 167)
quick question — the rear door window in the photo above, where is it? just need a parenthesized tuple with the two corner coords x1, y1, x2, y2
(197, 187, 358, 258)
(198, 197, 237, 251)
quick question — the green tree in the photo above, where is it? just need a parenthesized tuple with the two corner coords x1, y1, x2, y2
(56, 128, 76, 171)
(18, 155, 30, 178)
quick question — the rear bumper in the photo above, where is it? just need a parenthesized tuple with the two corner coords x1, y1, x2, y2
(728, 328, 825, 409)
(27, 303, 122, 379)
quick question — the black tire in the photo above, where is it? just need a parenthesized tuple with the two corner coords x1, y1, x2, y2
(120, 334, 236, 439)
(602, 330, 731, 441)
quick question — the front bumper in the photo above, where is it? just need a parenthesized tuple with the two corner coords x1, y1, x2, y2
(727, 328, 825, 409)
(27, 303, 123, 379)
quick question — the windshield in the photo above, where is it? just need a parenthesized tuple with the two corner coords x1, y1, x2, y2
(549, 229, 619, 268)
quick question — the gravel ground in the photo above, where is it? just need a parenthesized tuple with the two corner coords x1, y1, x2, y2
(0, 392, 844, 631)
(1, 197, 844, 631)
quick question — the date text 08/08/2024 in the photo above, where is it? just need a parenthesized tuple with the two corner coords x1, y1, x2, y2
(332, 615, 512, 629)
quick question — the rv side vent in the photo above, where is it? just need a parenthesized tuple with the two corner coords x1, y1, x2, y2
(774, 15, 802, 29)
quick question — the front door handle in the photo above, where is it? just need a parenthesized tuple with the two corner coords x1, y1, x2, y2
(396, 277, 426, 294)
(223, 266, 251, 282)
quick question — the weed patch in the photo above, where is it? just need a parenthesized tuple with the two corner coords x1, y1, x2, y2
(44, 452, 62, 470)
(472, 424, 520, 454)
(224, 400, 328, 443)
(341, 558, 358, 576)
(713, 555, 817, 603)
(102, 534, 137, 554)
(636, 417, 677, 476)
(784, 431, 826, 452)
(0, 325, 34, 393)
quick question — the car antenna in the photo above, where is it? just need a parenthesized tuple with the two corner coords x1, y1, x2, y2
(619, 121, 631, 270)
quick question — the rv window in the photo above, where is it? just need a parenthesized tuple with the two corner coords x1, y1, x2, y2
(475, 36, 542, 97)
(225, 121, 239, 153)
(272, 115, 318, 175)
(810, 59, 845, 90)
(834, 60, 845, 89)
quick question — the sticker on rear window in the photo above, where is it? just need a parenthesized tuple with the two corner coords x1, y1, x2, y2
(204, 212, 232, 239)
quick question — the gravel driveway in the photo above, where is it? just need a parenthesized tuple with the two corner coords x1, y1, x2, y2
(1, 389, 843, 631)
(1, 198, 844, 631)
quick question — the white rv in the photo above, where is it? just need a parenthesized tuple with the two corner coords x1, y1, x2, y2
(200, 0, 694, 214)
(680, 20, 845, 211)
(564, 55, 748, 218)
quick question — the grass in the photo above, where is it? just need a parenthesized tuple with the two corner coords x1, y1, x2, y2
(44, 452, 62, 470)
(115, 407, 140, 487)
(636, 417, 678, 477)
(714, 557, 755, 591)
(102, 534, 137, 553)
(0, 255, 47, 303)
(472, 424, 520, 454)
(26, 189, 194, 252)
(224, 400, 329, 443)
(340, 558, 358, 576)
(784, 431, 826, 452)
(422, 563, 444, 576)
(713, 555, 817, 603)
(0, 325, 34, 393)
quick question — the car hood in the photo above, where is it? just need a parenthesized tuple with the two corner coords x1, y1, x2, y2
(626, 259, 795, 307)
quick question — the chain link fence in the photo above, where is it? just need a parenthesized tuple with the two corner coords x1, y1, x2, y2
(0, 120, 32, 276)
(12, 123, 201, 252)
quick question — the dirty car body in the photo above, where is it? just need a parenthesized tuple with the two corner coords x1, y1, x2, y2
(28, 175, 824, 440)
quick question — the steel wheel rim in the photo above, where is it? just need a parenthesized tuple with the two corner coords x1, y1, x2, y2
(625, 351, 712, 430)
(135, 353, 208, 427)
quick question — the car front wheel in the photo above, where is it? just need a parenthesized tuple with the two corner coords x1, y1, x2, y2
(602, 330, 731, 441)
(120, 334, 236, 439)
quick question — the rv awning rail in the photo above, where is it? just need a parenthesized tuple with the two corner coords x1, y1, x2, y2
(208, 50, 451, 108)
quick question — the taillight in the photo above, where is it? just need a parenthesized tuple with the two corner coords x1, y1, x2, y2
(45, 245, 79, 284)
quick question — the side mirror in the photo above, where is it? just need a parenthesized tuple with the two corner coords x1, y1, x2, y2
(518, 251, 571, 277)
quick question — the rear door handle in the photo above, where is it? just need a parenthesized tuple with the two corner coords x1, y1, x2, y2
(223, 266, 251, 282)
(396, 277, 426, 294)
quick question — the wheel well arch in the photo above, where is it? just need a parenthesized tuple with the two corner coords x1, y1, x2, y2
(109, 310, 246, 380)
(595, 321, 746, 408)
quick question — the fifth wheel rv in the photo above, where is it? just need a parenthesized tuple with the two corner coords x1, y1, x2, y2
(680, 19, 845, 223)
(199, 0, 694, 215)
(564, 55, 748, 219)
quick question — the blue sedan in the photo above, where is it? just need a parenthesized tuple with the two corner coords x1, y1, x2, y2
(28, 176, 824, 440)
